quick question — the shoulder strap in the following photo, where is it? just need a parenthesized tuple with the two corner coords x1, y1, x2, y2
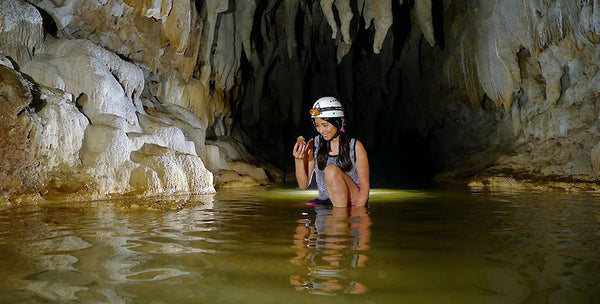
(351, 138, 357, 163)
(313, 135, 320, 159)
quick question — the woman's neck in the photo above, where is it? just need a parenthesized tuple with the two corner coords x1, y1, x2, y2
(329, 136, 339, 145)
(328, 136, 339, 154)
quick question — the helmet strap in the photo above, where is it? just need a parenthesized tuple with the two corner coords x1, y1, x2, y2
(330, 129, 341, 141)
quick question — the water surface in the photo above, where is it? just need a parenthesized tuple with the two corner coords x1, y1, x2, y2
(0, 187, 599, 303)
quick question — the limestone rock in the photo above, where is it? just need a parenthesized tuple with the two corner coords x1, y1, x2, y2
(414, 0, 434, 47)
(336, 0, 353, 44)
(320, 0, 337, 39)
(35, 88, 89, 171)
(135, 113, 197, 156)
(162, 0, 190, 55)
(130, 144, 215, 195)
(363, 0, 393, 54)
(226, 160, 270, 185)
(0, 0, 44, 64)
(29, 0, 201, 81)
(591, 143, 600, 173)
(0, 65, 92, 197)
(284, 0, 299, 59)
(0, 65, 40, 194)
(213, 170, 261, 188)
(206, 136, 253, 162)
(199, 0, 228, 84)
(237, 0, 255, 61)
(143, 104, 230, 173)
(158, 75, 228, 127)
(32, 88, 90, 198)
(21, 39, 144, 132)
(0, 52, 14, 68)
(1, 44, 217, 198)
(79, 124, 137, 194)
(400, 0, 600, 187)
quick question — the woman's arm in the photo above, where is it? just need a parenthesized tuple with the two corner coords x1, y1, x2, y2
(353, 140, 370, 206)
(293, 138, 315, 190)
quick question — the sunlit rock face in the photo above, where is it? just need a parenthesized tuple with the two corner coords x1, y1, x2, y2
(400, 0, 600, 188)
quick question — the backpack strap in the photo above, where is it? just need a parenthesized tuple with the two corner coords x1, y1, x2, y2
(350, 138, 357, 163)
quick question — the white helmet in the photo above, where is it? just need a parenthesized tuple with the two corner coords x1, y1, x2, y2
(310, 96, 345, 118)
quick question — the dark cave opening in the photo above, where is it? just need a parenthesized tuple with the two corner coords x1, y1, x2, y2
(234, 2, 437, 188)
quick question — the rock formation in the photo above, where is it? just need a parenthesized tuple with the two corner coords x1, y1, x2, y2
(400, 0, 600, 190)
(0, 0, 220, 201)
(2, 0, 600, 199)
(2, 0, 427, 202)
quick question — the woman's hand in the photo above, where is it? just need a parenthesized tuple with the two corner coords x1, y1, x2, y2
(294, 138, 314, 190)
(293, 138, 312, 160)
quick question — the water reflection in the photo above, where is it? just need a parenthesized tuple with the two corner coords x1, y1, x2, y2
(290, 205, 372, 295)
(2, 190, 600, 303)
(0, 196, 217, 303)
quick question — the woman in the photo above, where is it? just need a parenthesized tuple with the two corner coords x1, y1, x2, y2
(293, 97, 370, 207)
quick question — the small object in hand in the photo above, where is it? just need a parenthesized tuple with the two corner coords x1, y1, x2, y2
(297, 136, 305, 144)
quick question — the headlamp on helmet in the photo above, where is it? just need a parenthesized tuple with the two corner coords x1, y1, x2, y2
(310, 97, 345, 118)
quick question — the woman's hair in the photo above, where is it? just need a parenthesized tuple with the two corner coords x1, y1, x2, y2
(315, 117, 352, 172)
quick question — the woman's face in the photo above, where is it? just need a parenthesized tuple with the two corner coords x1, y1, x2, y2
(314, 118, 338, 141)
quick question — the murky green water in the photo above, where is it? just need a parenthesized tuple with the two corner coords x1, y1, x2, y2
(0, 187, 599, 303)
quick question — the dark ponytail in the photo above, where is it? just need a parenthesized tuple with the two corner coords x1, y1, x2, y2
(316, 118, 352, 172)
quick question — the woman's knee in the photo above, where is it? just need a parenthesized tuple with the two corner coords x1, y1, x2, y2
(324, 164, 342, 181)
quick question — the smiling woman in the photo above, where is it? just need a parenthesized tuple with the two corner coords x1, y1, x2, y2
(293, 97, 370, 208)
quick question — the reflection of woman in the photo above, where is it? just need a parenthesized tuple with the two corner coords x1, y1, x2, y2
(290, 205, 372, 295)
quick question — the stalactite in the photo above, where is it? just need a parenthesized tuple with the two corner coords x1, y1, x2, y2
(320, 0, 337, 39)
(363, 0, 393, 54)
(284, 0, 299, 59)
(214, 12, 240, 90)
(415, 0, 435, 46)
(201, 0, 228, 84)
(336, 0, 353, 44)
(594, 0, 600, 34)
(239, 0, 256, 60)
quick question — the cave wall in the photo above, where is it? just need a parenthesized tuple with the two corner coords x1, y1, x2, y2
(0, 0, 237, 201)
(1, 0, 436, 200)
(2, 0, 424, 200)
(233, 0, 600, 187)
(399, 0, 600, 186)
(3, 0, 600, 199)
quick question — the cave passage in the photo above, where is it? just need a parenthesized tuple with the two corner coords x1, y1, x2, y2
(234, 1, 437, 188)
